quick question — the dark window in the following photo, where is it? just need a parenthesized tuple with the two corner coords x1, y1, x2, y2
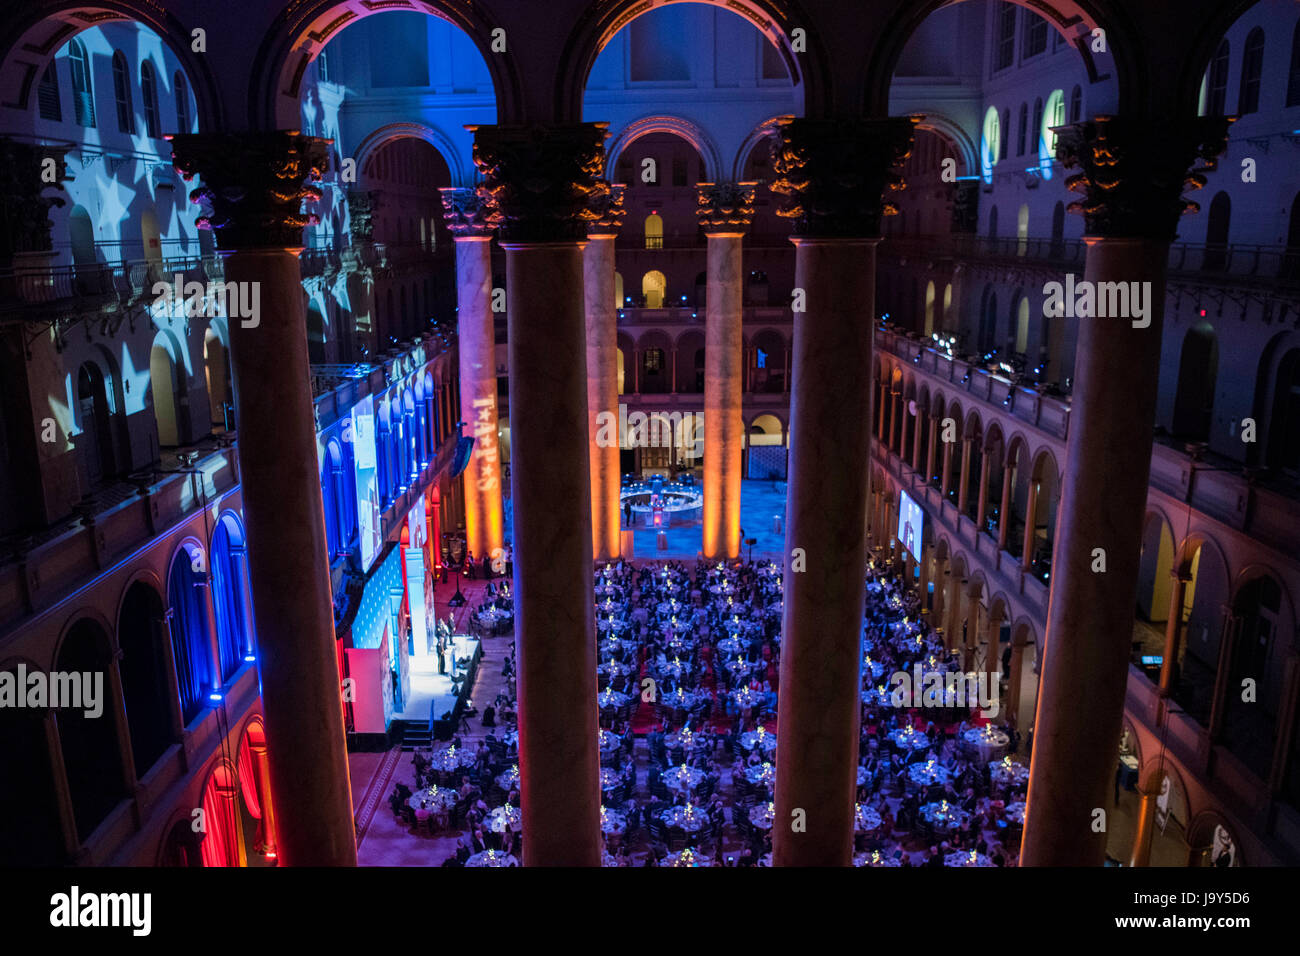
(112, 52, 133, 134)
(1069, 85, 1083, 123)
(995, 3, 1017, 71)
(317, 48, 331, 84)
(1239, 28, 1264, 115)
(141, 61, 160, 138)
(1017, 102, 1028, 156)
(37, 62, 61, 121)
(672, 156, 687, 187)
(1207, 40, 1229, 116)
(1031, 98, 1044, 155)
(1021, 12, 1048, 58)
(174, 71, 190, 134)
(999, 109, 1009, 160)
(1288, 21, 1300, 107)
(644, 348, 664, 373)
(68, 39, 95, 128)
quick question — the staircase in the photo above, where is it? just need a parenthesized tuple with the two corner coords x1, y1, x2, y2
(396, 718, 431, 752)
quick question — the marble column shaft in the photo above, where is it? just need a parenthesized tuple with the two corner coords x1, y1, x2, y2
(170, 132, 356, 866)
(584, 234, 621, 560)
(1020, 114, 1232, 866)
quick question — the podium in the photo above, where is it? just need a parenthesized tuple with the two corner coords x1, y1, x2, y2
(620, 528, 636, 558)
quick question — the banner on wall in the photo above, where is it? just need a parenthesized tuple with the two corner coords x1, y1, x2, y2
(352, 394, 382, 573)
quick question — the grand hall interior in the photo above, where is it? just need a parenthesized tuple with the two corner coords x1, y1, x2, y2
(0, 0, 1297, 883)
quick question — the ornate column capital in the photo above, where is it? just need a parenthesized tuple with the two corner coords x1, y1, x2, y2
(438, 186, 495, 239)
(587, 182, 626, 237)
(169, 131, 330, 250)
(770, 116, 920, 239)
(1054, 115, 1233, 240)
(696, 181, 757, 234)
(469, 123, 609, 243)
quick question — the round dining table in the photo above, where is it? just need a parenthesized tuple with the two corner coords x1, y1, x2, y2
(658, 848, 712, 867)
(918, 801, 971, 832)
(658, 688, 700, 711)
(855, 803, 883, 833)
(743, 761, 777, 789)
(664, 729, 710, 756)
(857, 849, 901, 867)
(748, 802, 776, 831)
(963, 726, 1011, 763)
(660, 805, 710, 833)
(739, 729, 777, 756)
(600, 807, 628, 836)
(990, 759, 1030, 789)
(908, 760, 951, 788)
(488, 804, 521, 833)
(717, 636, 747, 658)
(946, 850, 994, 867)
(494, 766, 520, 792)
(466, 850, 518, 867)
(890, 727, 932, 752)
(662, 764, 706, 794)
(598, 689, 629, 711)
(407, 786, 457, 812)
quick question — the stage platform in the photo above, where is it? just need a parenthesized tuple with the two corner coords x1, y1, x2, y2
(396, 635, 481, 740)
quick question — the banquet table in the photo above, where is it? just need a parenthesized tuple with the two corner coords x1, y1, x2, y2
(861, 656, 887, 680)
(861, 686, 891, 707)
(660, 805, 710, 833)
(466, 850, 518, 867)
(656, 600, 686, 618)
(946, 850, 994, 867)
(494, 766, 520, 792)
(663, 633, 696, 654)
(890, 727, 932, 752)
(1004, 801, 1026, 826)
(656, 657, 693, 680)
(597, 616, 630, 633)
(599, 768, 622, 793)
(665, 729, 710, 756)
(407, 786, 457, 812)
(658, 688, 700, 711)
(601, 850, 624, 867)
(598, 636, 629, 659)
(730, 686, 762, 710)
(739, 729, 777, 756)
(717, 636, 747, 658)
(598, 660, 633, 681)
(743, 761, 777, 789)
(725, 656, 755, 679)
(663, 764, 706, 794)
(488, 804, 521, 833)
(658, 848, 712, 867)
(598, 690, 629, 711)
(600, 807, 628, 836)
(990, 759, 1030, 789)
(963, 726, 1011, 763)
(857, 850, 900, 867)
(918, 801, 971, 831)
(855, 804, 883, 834)
(907, 761, 952, 788)
(748, 802, 776, 831)
(599, 729, 622, 755)
(429, 746, 477, 772)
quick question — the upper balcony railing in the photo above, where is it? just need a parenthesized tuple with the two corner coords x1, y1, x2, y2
(880, 234, 1300, 286)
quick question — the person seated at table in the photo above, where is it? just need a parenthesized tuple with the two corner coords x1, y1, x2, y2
(458, 776, 473, 801)
(926, 844, 945, 867)
(470, 827, 487, 853)
(455, 839, 471, 864)
(482, 704, 496, 728)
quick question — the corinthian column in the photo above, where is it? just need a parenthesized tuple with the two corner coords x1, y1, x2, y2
(769, 116, 919, 866)
(439, 187, 503, 562)
(170, 131, 356, 866)
(697, 182, 757, 559)
(584, 184, 626, 561)
(1020, 114, 1231, 866)
(471, 123, 606, 866)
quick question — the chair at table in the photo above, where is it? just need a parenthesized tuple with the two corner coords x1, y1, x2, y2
(400, 806, 417, 831)
(648, 815, 667, 845)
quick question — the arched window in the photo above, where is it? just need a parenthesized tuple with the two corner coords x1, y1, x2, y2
(1268, 348, 1300, 473)
(1050, 201, 1066, 257)
(77, 361, 116, 483)
(68, 39, 95, 128)
(924, 281, 936, 336)
(1031, 97, 1043, 158)
(979, 286, 998, 353)
(168, 545, 215, 723)
(141, 61, 161, 138)
(1239, 28, 1265, 115)
(987, 204, 999, 240)
(644, 213, 664, 250)
(211, 514, 254, 681)
(980, 107, 1000, 183)
(1205, 191, 1230, 271)
(112, 52, 133, 134)
(1016, 203, 1029, 256)
(0, 669, 65, 862)
(1015, 297, 1030, 354)
(1289, 21, 1300, 107)
(174, 71, 191, 134)
(1016, 102, 1028, 156)
(117, 582, 175, 775)
(995, 2, 1016, 71)
(999, 108, 1010, 160)
(57, 620, 128, 840)
(37, 61, 61, 121)
(1205, 40, 1229, 116)
(642, 270, 667, 308)
(1171, 324, 1218, 441)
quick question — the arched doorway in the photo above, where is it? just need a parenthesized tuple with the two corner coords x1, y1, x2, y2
(204, 327, 232, 431)
(0, 661, 66, 864)
(306, 302, 327, 364)
(211, 513, 255, 683)
(199, 762, 243, 866)
(1222, 573, 1289, 781)
(1205, 192, 1230, 270)
(1267, 348, 1300, 474)
(168, 544, 216, 723)
(747, 414, 785, 479)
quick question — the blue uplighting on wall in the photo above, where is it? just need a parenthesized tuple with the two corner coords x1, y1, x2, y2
(351, 545, 405, 650)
